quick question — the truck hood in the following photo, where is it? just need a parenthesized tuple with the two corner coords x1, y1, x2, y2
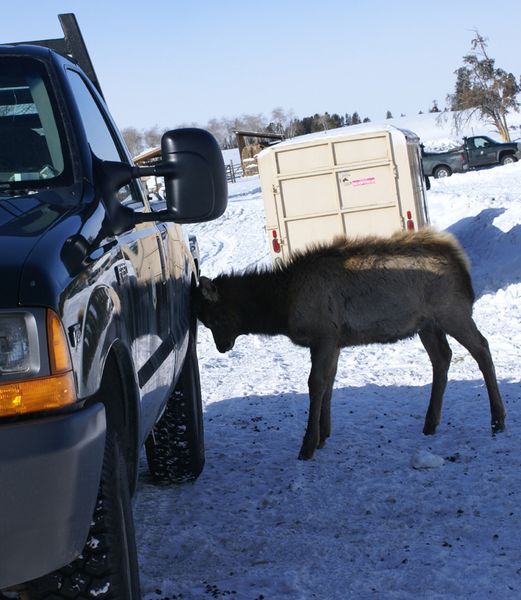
(0, 191, 74, 308)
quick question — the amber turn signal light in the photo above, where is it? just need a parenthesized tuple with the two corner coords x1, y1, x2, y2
(0, 371, 76, 416)
(47, 309, 73, 373)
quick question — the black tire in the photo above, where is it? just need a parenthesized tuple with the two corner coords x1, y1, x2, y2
(145, 327, 205, 484)
(500, 154, 516, 165)
(25, 433, 141, 599)
(433, 165, 452, 178)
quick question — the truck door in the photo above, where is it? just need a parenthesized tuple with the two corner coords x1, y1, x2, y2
(467, 136, 496, 167)
(65, 68, 174, 437)
(149, 199, 191, 362)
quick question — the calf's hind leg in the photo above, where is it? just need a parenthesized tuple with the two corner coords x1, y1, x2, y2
(318, 348, 341, 449)
(441, 316, 506, 432)
(299, 342, 339, 460)
(419, 325, 452, 435)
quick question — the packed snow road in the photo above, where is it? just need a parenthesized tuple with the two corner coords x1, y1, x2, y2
(135, 163, 521, 600)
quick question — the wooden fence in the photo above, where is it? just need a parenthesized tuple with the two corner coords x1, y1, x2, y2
(225, 160, 244, 183)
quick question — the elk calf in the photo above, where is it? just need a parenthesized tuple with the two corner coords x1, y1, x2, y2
(194, 229, 505, 460)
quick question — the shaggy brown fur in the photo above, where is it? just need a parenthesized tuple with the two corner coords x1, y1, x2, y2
(194, 229, 505, 460)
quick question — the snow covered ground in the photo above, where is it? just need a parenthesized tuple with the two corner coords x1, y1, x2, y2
(135, 137, 521, 598)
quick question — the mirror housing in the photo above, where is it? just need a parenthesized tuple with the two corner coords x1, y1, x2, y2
(95, 128, 227, 233)
(161, 128, 227, 223)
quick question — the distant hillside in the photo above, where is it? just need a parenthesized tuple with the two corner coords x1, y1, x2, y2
(221, 110, 521, 163)
(378, 110, 521, 151)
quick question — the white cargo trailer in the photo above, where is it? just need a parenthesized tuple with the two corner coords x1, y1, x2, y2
(257, 123, 429, 263)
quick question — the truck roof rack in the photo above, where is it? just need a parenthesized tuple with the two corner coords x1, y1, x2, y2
(5, 13, 104, 99)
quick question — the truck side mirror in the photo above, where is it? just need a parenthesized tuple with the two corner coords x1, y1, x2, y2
(95, 129, 227, 233)
(161, 128, 228, 223)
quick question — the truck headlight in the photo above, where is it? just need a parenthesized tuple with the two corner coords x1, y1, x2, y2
(0, 310, 76, 417)
(0, 313, 39, 375)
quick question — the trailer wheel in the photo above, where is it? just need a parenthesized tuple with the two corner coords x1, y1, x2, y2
(145, 326, 205, 483)
(433, 165, 452, 178)
(500, 154, 516, 165)
(25, 433, 141, 599)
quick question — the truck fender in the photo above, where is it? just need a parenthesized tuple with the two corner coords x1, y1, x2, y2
(499, 151, 517, 165)
(81, 284, 120, 392)
(81, 286, 141, 492)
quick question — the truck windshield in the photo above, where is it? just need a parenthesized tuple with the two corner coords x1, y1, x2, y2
(0, 58, 70, 187)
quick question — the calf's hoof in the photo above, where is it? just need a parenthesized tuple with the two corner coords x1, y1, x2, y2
(422, 422, 437, 436)
(491, 418, 505, 434)
(317, 433, 330, 449)
(298, 444, 316, 460)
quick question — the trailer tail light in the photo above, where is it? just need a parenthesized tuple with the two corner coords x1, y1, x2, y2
(272, 230, 281, 253)
(406, 211, 415, 231)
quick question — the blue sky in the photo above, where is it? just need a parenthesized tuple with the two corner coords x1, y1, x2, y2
(2, 1, 520, 131)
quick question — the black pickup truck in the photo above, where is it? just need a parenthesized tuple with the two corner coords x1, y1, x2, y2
(422, 135, 520, 179)
(463, 135, 520, 169)
(0, 14, 226, 599)
(422, 145, 468, 179)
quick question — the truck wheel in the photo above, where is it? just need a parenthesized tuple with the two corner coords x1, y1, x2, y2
(500, 154, 516, 165)
(25, 433, 141, 599)
(433, 165, 452, 178)
(145, 327, 205, 483)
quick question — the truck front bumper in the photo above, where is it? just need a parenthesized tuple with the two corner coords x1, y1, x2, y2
(0, 403, 106, 590)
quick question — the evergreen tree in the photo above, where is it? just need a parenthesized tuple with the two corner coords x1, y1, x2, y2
(452, 67, 473, 110)
(386, 110, 393, 119)
(351, 112, 361, 125)
(329, 113, 344, 128)
(447, 31, 520, 140)
(295, 116, 313, 135)
(311, 113, 324, 132)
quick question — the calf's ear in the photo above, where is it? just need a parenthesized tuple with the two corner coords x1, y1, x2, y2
(199, 276, 220, 302)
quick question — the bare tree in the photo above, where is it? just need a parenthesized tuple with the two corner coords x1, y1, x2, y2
(206, 113, 271, 148)
(201, 118, 224, 147)
(447, 31, 520, 141)
(237, 113, 268, 132)
(121, 126, 144, 156)
(143, 125, 163, 150)
(270, 107, 296, 137)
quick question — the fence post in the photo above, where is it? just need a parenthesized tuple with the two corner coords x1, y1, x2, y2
(228, 160, 236, 183)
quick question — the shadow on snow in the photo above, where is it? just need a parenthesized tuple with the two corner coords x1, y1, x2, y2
(198, 379, 521, 465)
(448, 208, 521, 298)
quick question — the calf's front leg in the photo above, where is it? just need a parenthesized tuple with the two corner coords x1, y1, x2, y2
(299, 342, 339, 460)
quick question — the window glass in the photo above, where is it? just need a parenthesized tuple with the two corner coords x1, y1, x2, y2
(66, 70, 122, 162)
(0, 58, 68, 185)
(66, 70, 141, 207)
